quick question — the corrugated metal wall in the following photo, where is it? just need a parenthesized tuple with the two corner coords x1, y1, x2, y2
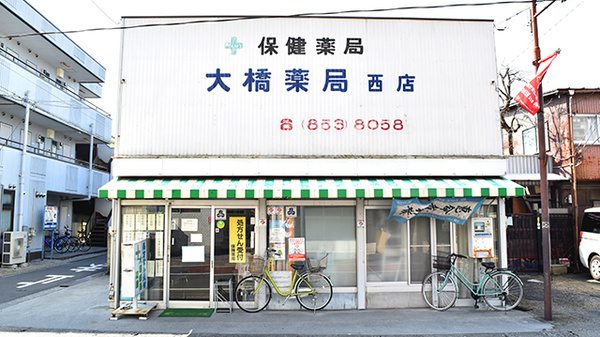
(570, 91, 600, 181)
(576, 146, 600, 181)
(507, 155, 554, 174)
(118, 17, 501, 158)
(572, 92, 600, 114)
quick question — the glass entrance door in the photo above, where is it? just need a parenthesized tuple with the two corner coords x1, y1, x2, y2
(213, 208, 256, 285)
(169, 208, 212, 303)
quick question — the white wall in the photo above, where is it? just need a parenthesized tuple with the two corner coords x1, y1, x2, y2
(118, 17, 501, 160)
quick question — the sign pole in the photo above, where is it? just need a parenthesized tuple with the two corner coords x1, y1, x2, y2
(50, 230, 54, 260)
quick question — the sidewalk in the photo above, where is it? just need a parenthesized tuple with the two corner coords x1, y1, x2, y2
(0, 272, 553, 337)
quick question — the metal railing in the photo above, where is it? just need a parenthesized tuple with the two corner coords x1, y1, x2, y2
(0, 136, 109, 172)
(0, 48, 110, 119)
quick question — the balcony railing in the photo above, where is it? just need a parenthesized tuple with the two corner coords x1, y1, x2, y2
(0, 136, 110, 172)
(0, 48, 109, 119)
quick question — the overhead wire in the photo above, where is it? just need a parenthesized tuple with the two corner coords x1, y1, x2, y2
(88, 0, 120, 25)
(1, 0, 556, 39)
(502, 0, 585, 70)
(495, 6, 529, 31)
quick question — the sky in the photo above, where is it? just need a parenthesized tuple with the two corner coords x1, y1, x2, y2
(23, 0, 599, 116)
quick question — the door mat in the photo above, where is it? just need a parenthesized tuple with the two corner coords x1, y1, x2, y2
(159, 308, 214, 317)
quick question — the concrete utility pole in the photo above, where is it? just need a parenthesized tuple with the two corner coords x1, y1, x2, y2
(531, 0, 559, 321)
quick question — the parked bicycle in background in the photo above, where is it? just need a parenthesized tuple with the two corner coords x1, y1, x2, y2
(235, 248, 333, 313)
(422, 253, 523, 311)
(44, 232, 68, 253)
(43, 226, 92, 254)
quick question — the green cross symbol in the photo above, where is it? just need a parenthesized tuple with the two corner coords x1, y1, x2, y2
(225, 37, 243, 55)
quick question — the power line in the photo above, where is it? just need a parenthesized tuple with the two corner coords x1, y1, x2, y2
(88, 0, 119, 25)
(1, 0, 554, 39)
(502, 0, 585, 70)
(495, 6, 529, 31)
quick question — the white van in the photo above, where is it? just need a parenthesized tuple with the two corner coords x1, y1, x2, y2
(579, 207, 600, 280)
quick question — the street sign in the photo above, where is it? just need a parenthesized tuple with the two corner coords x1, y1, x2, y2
(43, 206, 58, 230)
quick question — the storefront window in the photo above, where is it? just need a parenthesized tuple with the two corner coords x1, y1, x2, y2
(409, 217, 431, 283)
(365, 209, 407, 282)
(435, 219, 452, 257)
(366, 208, 452, 285)
(268, 206, 356, 287)
(121, 205, 165, 301)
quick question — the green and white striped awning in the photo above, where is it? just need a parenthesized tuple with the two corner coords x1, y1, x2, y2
(98, 178, 525, 199)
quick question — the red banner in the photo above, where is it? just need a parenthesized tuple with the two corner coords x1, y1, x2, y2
(514, 52, 558, 115)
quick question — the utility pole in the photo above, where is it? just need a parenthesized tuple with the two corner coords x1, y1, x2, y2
(531, 0, 552, 321)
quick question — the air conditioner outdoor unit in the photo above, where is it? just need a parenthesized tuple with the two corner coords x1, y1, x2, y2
(2, 231, 27, 265)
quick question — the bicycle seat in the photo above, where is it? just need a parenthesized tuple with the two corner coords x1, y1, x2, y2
(291, 263, 304, 271)
(482, 262, 495, 269)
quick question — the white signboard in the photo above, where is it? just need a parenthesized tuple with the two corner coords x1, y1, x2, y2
(120, 18, 500, 158)
(44, 206, 58, 230)
(121, 239, 147, 299)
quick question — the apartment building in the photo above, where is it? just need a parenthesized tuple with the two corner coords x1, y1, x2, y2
(0, 0, 112, 262)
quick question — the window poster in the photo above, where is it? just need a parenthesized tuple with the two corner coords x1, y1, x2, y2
(229, 217, 246, 263)
(147, 213, 156, 231)
(123, 231, 135, 243)
(288, 237, 305, 261)
(272, 243, 286, 261)
(181, 218, 198, 232)
(269, 220, 285, 244)
(156, 214, 164, 230)
(155, 260, 164, 277)
(155, 231, 163, 258)
(123, 214, 135, 231)
(135, 214, 147, 231)
(182, 246, 205, 263)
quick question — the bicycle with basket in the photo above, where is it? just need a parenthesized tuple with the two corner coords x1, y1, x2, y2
(421, 253, 523, 311)
(234, 248, 333, 313)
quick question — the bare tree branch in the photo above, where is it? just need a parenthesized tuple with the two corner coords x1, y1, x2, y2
(497, 66, 526, 154)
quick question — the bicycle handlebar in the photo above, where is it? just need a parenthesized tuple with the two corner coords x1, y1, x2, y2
(266, 248, 282, 257)
(450, 253, 468, 259)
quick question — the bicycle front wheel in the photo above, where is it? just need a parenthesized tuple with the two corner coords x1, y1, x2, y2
(421, 272, 457, 311)
(79, 238, 92, 252)
(67, 237, 81, 252)
(482, 272, 523, 311)
(295, 272, 333, 311)
(234, 275, 272, 313)
(54, 237, 68, 253)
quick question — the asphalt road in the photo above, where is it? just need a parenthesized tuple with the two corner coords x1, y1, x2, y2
(0, 254, 107, 304)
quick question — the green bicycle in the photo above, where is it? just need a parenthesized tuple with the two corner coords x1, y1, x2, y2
(422, 253, 523, 311)
(234, 248, 333, 313)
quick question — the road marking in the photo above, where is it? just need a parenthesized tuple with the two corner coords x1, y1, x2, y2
(70, 263, 106, 273)
(17, 275, 74, 288)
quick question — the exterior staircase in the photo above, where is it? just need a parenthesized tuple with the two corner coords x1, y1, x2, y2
(89, 212, 109, 247)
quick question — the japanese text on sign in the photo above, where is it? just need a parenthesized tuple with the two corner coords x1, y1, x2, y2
(229, 217, 246, 263)
(207, 36, 415, 94)
(388, 198, 485, 225)
(206, 68, 415, 93)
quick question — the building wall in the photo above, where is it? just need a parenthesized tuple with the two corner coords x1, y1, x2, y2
(118, 17, 501, 162)
(0, 0, 111, 261)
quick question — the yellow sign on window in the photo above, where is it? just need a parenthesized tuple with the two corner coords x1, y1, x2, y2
(229, 217, 246, 263)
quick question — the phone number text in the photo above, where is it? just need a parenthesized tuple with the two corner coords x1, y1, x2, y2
(280, 118, 404, 131)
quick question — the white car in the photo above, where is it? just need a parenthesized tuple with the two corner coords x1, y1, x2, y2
(579, 207, 600, 280)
